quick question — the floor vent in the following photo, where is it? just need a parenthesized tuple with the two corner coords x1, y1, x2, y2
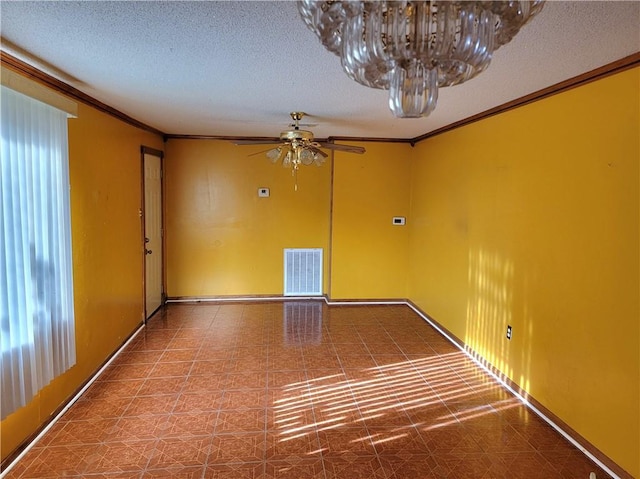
(284, 248, 323, 296)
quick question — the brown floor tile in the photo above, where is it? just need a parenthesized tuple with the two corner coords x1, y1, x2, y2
(208, 433, 266, 464)
(497, 451, 564, 479)
(114, 350, 162, 365)
(163, 411, 218, 437)
(235, 345, 269, 358)
(143, 466, 205, 478)
(50, 417, 120, 444)
(101, 363, 155, 381)
(377, 453, 435, 478)
(303, 354, 341, 370)
(159, 349, 199, 362)
(269, 354, 305, 371)
(266, 431, 323, 462)
(221, 371, 268, 389)
(63, 396, 134, 421)
(84, 379, 146, 399)
(147, 436, 211, 469)
(5, 303, 614, 479)
(138, 377, 187, 396)
(173, 391, 223, 413)
(111, 415, 172, 441)
(427, 452, 508, 478)
(196, 347, 235, 361)
(317, 427, 376, 457)
(357, 405, 412, 429)
(90, 440, 156, 474)
(216, 408, 266, 434)
(367, 426, 431, 456)
(332, 342, 369, 356)
(190, 359, 230, 375)
(264, 459, 325, 479)
(125, 394, 179, 417)
(181, 374, 222, 393)
(323, 455, 386, 479)
(220, 389, 267, 410)
(92, 472, 145, 478)
(202, 461, 265, 478)
(268, 407, 317, 435)
(10, 444, 96, 477)
(268, 370, 307, 388)
(148, 361, 194, 378)
(166, 337, 204, 350)
(338, 354, 378, 369)
(227, 357, 269, 373)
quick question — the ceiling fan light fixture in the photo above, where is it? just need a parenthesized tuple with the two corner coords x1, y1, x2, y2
(266, 147, 282, 163)
(282, 149, 293, 168)
(298, 0, 545, 118)
(233, 112, 365, 190)
(299, 148, 315, 166)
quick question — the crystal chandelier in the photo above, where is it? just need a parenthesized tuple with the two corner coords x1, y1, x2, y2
(297, 1, 544, 118)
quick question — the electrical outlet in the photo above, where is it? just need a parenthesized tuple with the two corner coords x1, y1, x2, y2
(506, 325, 512, 340)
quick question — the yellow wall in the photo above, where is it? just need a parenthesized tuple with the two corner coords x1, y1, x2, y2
(330, 142, 411, 299)
(164, 139, 332, 297)
(3, 65, 638, 477)
(0, 100, 164, 460)
(408, 68, 639, 477)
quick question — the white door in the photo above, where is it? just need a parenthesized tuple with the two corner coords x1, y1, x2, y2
(143, 150, 163, 318)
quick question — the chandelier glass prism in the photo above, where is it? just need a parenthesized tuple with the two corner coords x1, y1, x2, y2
(297, 0, 544, 118)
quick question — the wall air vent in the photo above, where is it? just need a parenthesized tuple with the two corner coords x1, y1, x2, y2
(284, 248, 323, 296)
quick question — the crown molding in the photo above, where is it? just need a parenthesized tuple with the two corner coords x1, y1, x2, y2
(3, 49, 637, 145)
(0, 51, 165, 137)
(411, 52, 640, 144)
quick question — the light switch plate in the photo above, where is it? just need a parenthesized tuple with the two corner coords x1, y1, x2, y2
(392, 216, 406, 225)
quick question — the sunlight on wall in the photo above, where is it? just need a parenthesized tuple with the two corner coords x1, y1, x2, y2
(464, 247, 532, 391)
(409, 67, 639, 477)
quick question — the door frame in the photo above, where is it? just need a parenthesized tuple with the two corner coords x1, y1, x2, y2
(141, 145, 165, 322)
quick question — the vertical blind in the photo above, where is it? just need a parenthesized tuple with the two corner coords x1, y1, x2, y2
(1, 85, 76, 419)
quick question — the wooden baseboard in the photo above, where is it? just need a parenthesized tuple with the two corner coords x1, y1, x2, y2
(166, 294, 326, 303)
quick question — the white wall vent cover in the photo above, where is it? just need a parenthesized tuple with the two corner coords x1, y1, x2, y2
(284, 248, 323, 296)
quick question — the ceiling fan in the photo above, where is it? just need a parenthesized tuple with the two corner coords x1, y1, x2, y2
(233, 112, 366, 171)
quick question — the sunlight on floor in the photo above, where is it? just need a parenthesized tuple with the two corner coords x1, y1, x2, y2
(275, 351, 520, 443)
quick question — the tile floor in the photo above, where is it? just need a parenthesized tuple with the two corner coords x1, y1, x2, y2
(4, 302, 612, 478)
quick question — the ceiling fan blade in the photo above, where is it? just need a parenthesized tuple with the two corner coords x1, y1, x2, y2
(316, 142, 366, 154)
(308, 146, 328, 158)
(248, 147, 281, 157)
(233, 139, 282, 145)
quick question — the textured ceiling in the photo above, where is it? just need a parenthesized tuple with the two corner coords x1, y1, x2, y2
(1, 1, 638, 140)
